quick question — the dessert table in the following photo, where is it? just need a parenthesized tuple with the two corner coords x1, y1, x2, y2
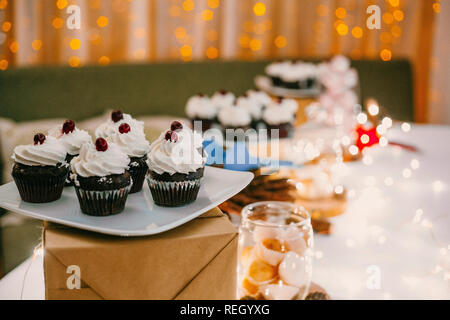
(0, 124, 449, 300)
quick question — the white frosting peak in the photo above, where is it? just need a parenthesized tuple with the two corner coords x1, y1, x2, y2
(263, 99, 298, 125)
(95, 113, 144, 139)
(147, 126, 205, 175)
(211, 91, 235, 110)
(107, 127, 150, 158)
(185, 95, 217, 119)
(48, 125, 92, 155)
(12, 136, 68, 167)
(71, 142, 130, 177)
(218, 104, 252, 127)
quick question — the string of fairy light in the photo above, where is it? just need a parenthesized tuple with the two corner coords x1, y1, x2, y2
(0, 0, 443, 69)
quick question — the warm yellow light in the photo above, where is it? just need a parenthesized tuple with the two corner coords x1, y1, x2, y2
(90, 34, 102, 45)
(253, 2, 266, 16)
(380, 49, 392, 61)
(388, 0, 399, 7)
(98, 56, 110, 66)
(336, 23, 348, 36)
(316, 4, 329, 17)
(182, 0, 194, 11)
(393, 10, 404, 21)
(206, 46, 218, 59)
(180, 45, 192, 57)
(253, 23, 266, 35)
(9, 41, 19, 53)
(32, 39, 42, 51)
(68, 56, 81, 68)
(208, 0, 219, 9)
(249, 38, 262, 51)
(97, 16, 109, 28)
(174, 27, 187, 39)
(382, 12, 394, 24)
(0, 59, 8, 71)
(56, 0, 68, 10)
(70, 38, 81, 50)
(2, 21, 11, 32)
(335, 7, 346, 19)
(202, 9, 214, 21)
(351, 26, 363, 38)
(52, 18, 63, 29)
(360, 134, 370, 144)
(274, 35, 287, 48)
(432, 3, 440, 13)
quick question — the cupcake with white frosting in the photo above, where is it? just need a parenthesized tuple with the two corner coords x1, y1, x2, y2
(211, 90, 235, 110)
(185, 94, 216, 132)
(237, 90, 272, 129)
(218, 104, 252, 131)
(48, 119, 92, 186)
(265, 61, 318, 90)
(95, 110, 144, 139)
(262, 98, 298, 138)
(146, 121, 206, 207)
(71, 138, 132, 216)
(11, 134, 69, 203)
(107, 121, 150, 193)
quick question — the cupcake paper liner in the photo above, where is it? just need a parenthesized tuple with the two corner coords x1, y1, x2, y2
(12, 169, 69, 203)
(146, 177, 202, 207)
(128, 161, 148, 194)
(75, 184, 132, 216)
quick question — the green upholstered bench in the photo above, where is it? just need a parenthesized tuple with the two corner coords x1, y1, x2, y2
(0, 59, 413, 122)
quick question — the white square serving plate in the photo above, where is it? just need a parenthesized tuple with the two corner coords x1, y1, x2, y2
(0, 166, 253, 236)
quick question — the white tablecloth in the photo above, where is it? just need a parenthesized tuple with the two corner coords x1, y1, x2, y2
(0, 124, 449, 299)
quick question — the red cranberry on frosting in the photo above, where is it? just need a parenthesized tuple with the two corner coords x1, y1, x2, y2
(111, 110, 124, 123)
(219, 89, 228, 95)
(33, 133, 46, 145)
(119, 123, 131, 134)
(95, 138, 108, 152)
(276, 96, 284, 103)
(62, 120, 76, 134)
(170, 121, 183, 131)
(164, 130, 178, 143)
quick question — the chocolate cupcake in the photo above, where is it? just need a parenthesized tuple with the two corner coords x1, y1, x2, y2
(71, 138, 132, 216)
(95, 109, 145, 139)
(107, 122, 150, 193)
(263, 98, 298, 139)
(185, 94, 217, 132)
(48, 120, 92, 186)
(11, 134, 69, 203)
(217, 103, 252, 133)
(146, 121, 206, 207)
(237, 90, 272, 130)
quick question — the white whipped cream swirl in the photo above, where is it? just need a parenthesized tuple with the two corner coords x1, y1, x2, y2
(218, 105, 251, 127)
(185, 95, 217, 119)
(211, 91, 235, 110)
(107, 128, 150, 158)
(12, 136, 68, 167)
(95, 113, 145, 139)
(147, 126, 205, 175)
(263, 99, 298, 125)
(48, 125, 92, 155)
(71, 142, 130, 177)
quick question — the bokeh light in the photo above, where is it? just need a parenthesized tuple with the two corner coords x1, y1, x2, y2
(32, 39, 42, 51)
(97, 16, 109, 28)
(380, 49, 392, 61)
(70, 38, 81, 50)
(351, 26, 363, 38)
(253, 2, 266, 16)
(274, 35, 287, 48)
(206, 46, 218, 59)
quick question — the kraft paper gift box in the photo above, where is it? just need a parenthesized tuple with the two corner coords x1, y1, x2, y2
(43, 208, 238, 300)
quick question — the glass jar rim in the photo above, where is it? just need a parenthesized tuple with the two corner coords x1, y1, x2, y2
(241, 201, 311, 228)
